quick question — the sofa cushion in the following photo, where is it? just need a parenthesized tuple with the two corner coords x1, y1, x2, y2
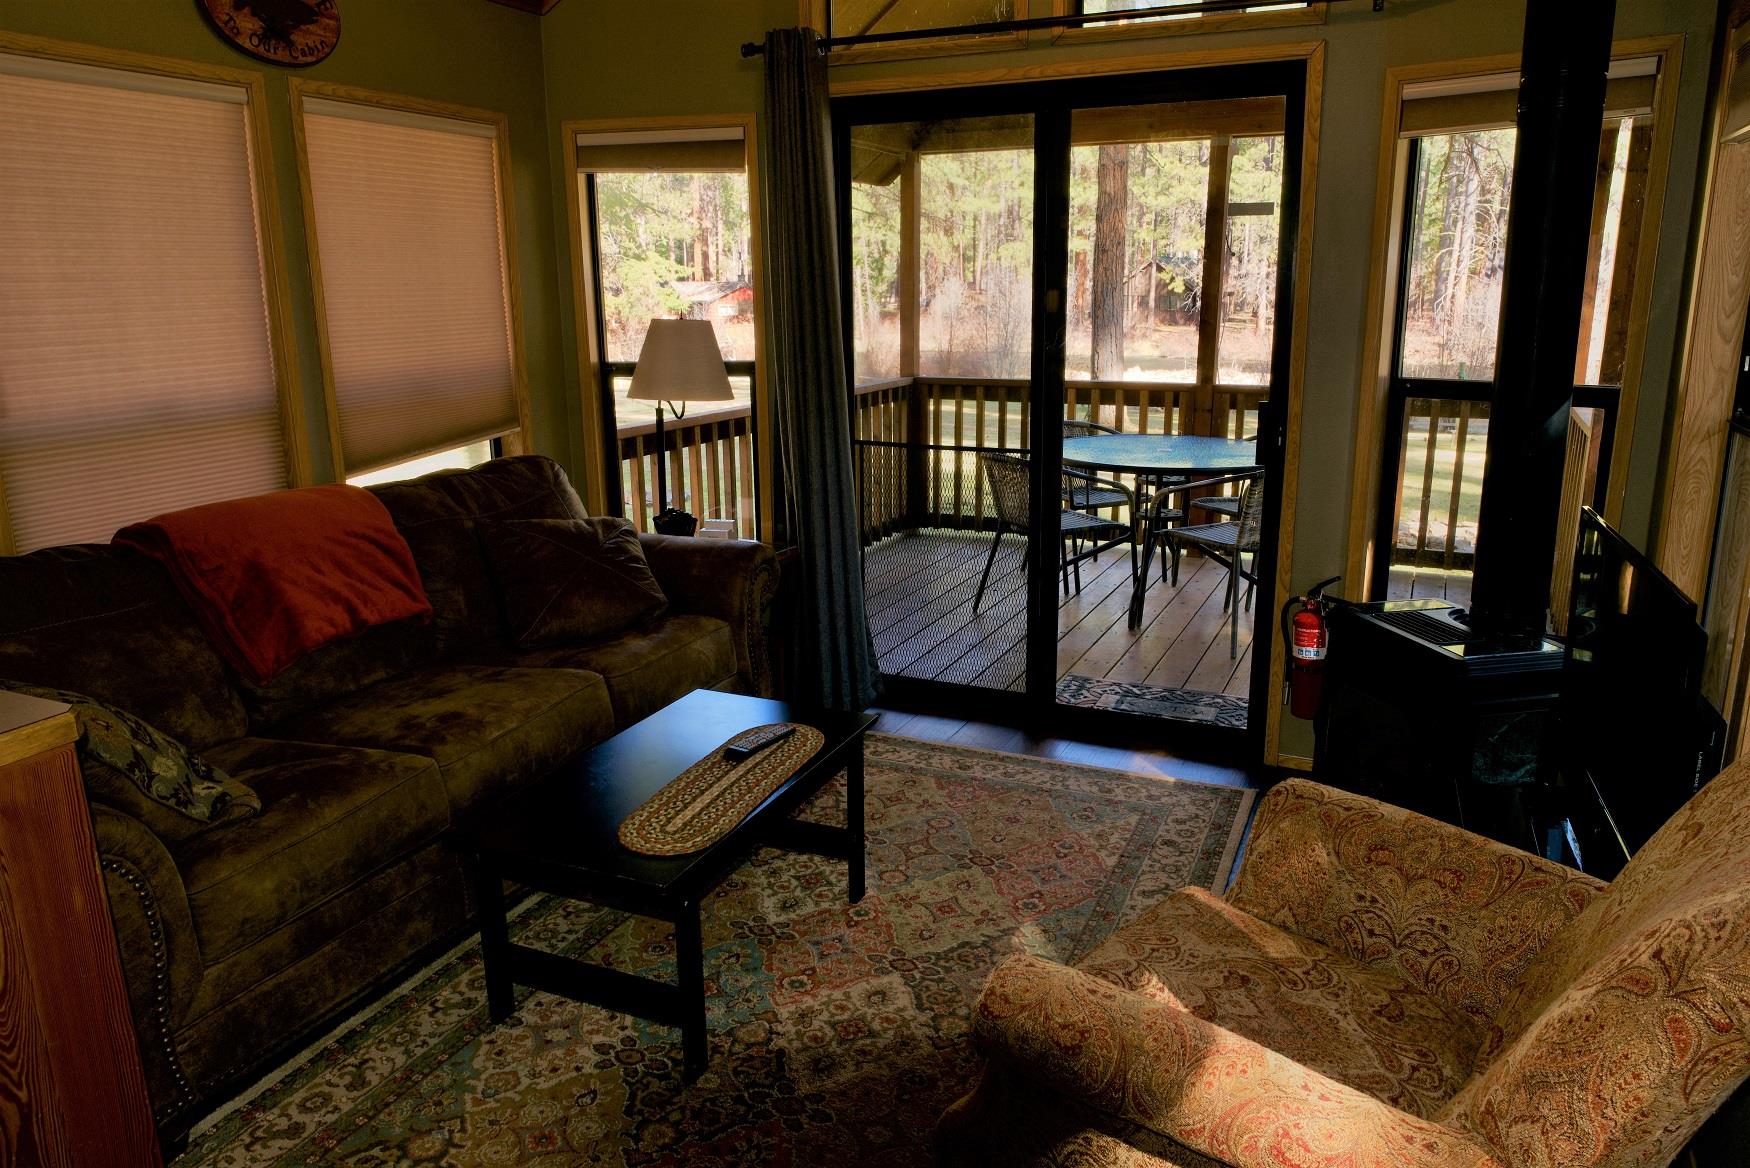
(368, 456, 590, 654)
(267, 664, 614, 816)
(174, 737, 449, 963)
(237, 618, 439, 728)
(500, 614, 738, 727)
(480, 517, 667, 646)
(1075, 885, 1486, 1120)
(0, 544, 247, 748)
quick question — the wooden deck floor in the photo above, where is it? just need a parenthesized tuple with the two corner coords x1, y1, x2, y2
(864, 530, 1253, 699)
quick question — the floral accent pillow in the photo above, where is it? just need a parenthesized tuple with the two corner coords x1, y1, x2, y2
(1, 682, 260, 824)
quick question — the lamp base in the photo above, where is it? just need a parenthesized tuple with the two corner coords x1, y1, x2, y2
(653, 508, 697, 537)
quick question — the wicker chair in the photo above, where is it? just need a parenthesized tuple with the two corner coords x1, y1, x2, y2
(974, 452, 1134, 614)
(1060, 419, 1130, 515)
(1130, 471, 1263, 658)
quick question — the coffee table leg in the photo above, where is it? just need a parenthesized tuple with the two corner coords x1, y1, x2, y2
(473, 856, 514, 1023)
(848, 739, 866, 905)
(675, 905, 707, 1079)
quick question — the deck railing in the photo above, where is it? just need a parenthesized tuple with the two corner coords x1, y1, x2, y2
(613, 376, 1270, 545)
(851, 376, 1266, 542)
(617, 405, 757, 537)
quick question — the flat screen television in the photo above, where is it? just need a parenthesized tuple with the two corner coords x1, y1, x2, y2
(1561, 507, 1725, 878)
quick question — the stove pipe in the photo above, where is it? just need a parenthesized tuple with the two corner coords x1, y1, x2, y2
(1468, 0, 1617, 638)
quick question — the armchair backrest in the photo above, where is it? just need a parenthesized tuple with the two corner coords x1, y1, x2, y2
(1437, 757, 1750, 1166)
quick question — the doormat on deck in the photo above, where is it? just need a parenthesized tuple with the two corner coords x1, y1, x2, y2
(1056, 674, 1249, 729)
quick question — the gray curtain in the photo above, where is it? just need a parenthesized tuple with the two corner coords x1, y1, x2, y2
(760, 27, 879, 711)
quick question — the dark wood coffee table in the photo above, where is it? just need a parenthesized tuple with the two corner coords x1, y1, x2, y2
(461, 689, 875, 1078)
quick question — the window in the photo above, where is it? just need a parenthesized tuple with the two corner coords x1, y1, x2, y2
(576, 125, 758, 536)
(1373, 62, 1663, 607)
(1053, 0, 1324, 42)
(0, 50, 294, 553)
(293, 83, 525, 479)
(811, 0, 1024, 61)
(1062, 100, 1285, 442)
(346, 439, 496, 488)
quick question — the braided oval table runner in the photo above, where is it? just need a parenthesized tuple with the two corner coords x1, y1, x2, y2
(617, 723, 826, 856)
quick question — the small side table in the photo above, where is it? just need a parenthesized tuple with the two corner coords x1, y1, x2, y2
(0, 691, 161, 1167)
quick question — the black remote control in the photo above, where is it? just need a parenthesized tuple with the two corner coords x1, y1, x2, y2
(722, 724, 798, 762)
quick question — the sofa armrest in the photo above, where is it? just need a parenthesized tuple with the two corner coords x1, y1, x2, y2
(974, 955, 1505, 1168)
(91, 803, 203, 1125)
(638, 534, 779, 696)
(1228, 778, 1606, 1025)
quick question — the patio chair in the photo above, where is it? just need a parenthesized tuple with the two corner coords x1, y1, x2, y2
(1129, 471, 1263, 657)
(1060, 418, 1129, 514)
(1060, 418, 1134, 569)
(1188, 432, 1258, 520)
(973, 452, 1133, 614)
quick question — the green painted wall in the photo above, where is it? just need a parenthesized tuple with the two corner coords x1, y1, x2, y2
(0, 0, 566, 482)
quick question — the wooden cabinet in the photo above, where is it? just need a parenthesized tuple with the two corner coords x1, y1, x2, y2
(0, 692, 160, 1168)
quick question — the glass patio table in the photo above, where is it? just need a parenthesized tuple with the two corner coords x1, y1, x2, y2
(1059, 433, 1262, 600)
(1059, 433, 1261, 479)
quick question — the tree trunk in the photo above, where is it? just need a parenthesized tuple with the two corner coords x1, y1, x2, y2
(1091, 144, 1129, 381)
(691, 177, 708, 280)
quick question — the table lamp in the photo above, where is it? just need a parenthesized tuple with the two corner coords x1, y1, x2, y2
(627, 318, 734, 536)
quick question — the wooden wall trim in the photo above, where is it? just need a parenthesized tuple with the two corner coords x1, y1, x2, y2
(1262, 40, 1324, 768)
(827, 39, 1322, 97)
(1656, 17, 1750, 600)
(1656, 143, 1750, 599)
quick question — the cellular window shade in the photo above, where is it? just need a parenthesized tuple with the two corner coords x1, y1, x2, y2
(0, 59, 287, 553)
(1399, 65, 1659, 137)
(302, 99, 518, 473)
(574, 127, 745, 173)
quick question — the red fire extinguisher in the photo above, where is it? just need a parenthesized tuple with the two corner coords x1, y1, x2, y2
(1281, 576, 1341, 719)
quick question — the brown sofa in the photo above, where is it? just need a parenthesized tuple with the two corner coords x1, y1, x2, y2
(0, 456, 777, 1139)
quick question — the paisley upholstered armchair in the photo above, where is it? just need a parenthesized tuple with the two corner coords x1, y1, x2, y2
(937, 763, 1750, 1168)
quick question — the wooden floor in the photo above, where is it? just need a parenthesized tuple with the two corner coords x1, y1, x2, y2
(863, 529, 1253, 698)
(1385, 564, 1474, 605)
(868, 707, 1259, 793)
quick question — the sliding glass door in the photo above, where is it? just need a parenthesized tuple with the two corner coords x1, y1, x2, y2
(847, 113, 1037, 694)
(835, 62, 1304, 751)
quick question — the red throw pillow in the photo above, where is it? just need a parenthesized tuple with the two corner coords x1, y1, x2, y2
(479, 518, 667, 646)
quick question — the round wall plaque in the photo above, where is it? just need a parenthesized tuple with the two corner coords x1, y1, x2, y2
(198, 0, 340, 68)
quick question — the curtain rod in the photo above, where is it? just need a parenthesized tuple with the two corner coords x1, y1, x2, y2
(739, 0, 1385, 58)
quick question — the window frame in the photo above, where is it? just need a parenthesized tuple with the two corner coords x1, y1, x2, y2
(562, 114, 772, 542)
(1343, 38, 1685, 603)
(0, 32, 309, 555)
(1370, 132, 1623, 596)
(288, 78, 532, 482)
(1049, 0, 1326, 45)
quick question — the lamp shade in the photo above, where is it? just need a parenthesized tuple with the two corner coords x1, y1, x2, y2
(627, 318, 734, 403)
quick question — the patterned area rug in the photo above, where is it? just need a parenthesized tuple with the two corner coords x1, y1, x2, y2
(176, 734, 1253, 1168)
(1056, 673, 1251, 729)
